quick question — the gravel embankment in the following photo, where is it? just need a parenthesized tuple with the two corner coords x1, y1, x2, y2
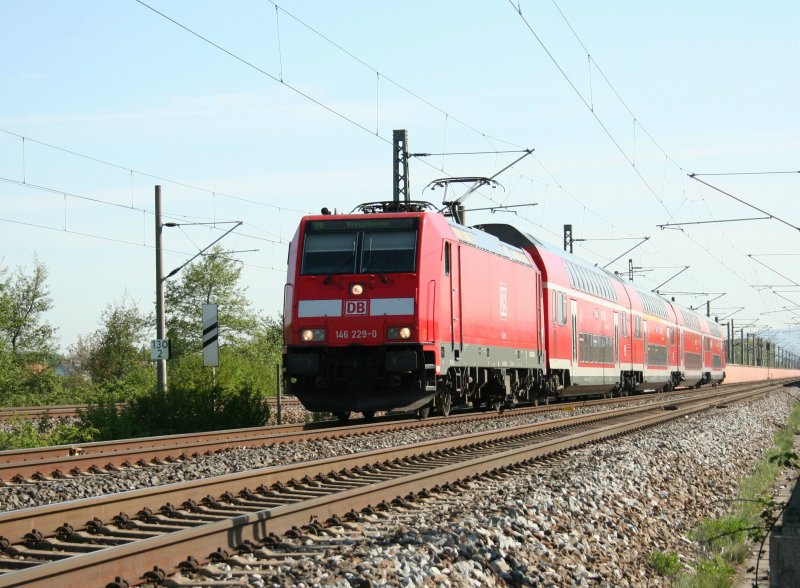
(198, 391, 798, 587)
(1, 394, 696, 510)
(2, 391, 797, 587)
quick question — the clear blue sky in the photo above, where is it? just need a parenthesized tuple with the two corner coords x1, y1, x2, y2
(1, 1, 798, 355)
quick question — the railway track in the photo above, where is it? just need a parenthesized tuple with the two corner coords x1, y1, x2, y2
(0, 399, 300, 422)
(0, 380, 781, 587)
(0, 384, 754, 484)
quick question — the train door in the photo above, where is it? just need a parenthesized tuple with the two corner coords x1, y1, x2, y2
(643, 320, 649, 369)
(449, 244, 463, 357)
(571, 300, 578, 375)
(613, 312, 619, 367)
(701, 336, 706, 370)
(536, 273, 543, 362)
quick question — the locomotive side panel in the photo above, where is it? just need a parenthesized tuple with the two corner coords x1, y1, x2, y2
(453, 243, 541, 366)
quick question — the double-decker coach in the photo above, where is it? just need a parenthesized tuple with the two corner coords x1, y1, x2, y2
(477, 223, 725, 398)
(667, 306, 726, 387)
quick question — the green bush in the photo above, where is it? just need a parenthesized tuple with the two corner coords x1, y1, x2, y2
(81, 381, 270, 440)
(648, 550, 682, 577)
(0, 417, 98, 450)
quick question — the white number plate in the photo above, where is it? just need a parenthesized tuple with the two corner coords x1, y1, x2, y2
(335, 329, 378, 340)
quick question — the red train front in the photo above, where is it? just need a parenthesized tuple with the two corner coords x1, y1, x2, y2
(283, 203, 545, 419)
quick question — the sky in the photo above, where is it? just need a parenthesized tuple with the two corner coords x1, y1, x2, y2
(1, 0, 798, 356)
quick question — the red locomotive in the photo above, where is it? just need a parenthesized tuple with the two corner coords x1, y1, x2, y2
(283, 203, 725, 420)
(282, 202, 546, 420)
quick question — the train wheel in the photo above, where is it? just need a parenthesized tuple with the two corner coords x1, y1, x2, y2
(334, 412, 351, 422)
(362, 411, 375, 421)
(435, 391, 452, 417)
(417, 405, 431, 419)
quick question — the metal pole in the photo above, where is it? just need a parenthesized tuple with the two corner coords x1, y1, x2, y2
(729, 320, 734, 362)
(275, 363, 282, 425)
(393, 129, 410, 204)
(155, 186, 168, 393)
(739, 328, 744, 365)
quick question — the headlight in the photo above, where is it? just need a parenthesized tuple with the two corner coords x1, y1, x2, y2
(388, 326, 412, 340)
(300, 328, 325, 342)
(350, 283, 364, 296)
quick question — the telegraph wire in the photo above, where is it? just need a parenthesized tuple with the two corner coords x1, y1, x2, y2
(689, 174, 799, 233)
(135, 0, 386, 142)
(130, 0, 659, 277)
(0, 175, 149, 215)
(549, 0, 679, 168)
(1, 175, 288, 246)
(134, 0, 525, 211)
(15, 4, 784, 328)
(509, 0, 798, 327)
(692, 170, 800, 177)
(509, 0, 678, 222)
(266, 1, 521, 150)
(133, 0, 634, 254)
(0, 128, 307, 216)
(0, 217, 278, 273)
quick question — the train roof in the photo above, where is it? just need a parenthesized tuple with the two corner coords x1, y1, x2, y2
(476, 223, 625, 303)
(475, 223, 723, 336)
(446, 220, 533, 267)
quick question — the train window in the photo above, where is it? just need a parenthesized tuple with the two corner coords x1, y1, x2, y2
(579, 267, 589, 293)
(621, 311, 628, 337)
(444, 242, 451, 276)
(590, 273, 600, 297)
(361, 231, 417, 273)
(301, 232, 358, 275)
(301, 218, 418, 276)
(560, 292, 567, 325)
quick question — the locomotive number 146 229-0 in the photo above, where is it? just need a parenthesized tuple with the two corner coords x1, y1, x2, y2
(335, 329, 378, 340)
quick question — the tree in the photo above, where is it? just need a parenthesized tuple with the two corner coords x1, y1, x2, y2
(165, 245, 259, 357)
(79, 295, 153, 386)
(0, 257, 56, 363)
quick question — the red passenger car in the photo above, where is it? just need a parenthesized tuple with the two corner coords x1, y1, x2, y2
(478, 223, 725, 397)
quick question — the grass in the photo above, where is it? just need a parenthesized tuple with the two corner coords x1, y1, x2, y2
(664, 397, 800, 587)
(649, 550, 682, 577)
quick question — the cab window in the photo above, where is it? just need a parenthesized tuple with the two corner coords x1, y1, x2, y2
(301, 232, 357, 275)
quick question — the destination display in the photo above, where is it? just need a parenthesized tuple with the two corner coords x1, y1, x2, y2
(307, 218, 417, 232)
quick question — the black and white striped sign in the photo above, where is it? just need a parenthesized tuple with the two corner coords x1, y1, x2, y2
(202, 304, 219, 367)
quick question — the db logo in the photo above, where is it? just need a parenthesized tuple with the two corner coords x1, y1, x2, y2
(345, 300, 368, 316)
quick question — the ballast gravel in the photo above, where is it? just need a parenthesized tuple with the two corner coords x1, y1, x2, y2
(1, 389, 798, 587)
(189, 390, 798, 587)
(0, 394, 687, 510)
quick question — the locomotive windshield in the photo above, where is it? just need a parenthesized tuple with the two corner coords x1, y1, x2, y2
(301, 218, 418, 275)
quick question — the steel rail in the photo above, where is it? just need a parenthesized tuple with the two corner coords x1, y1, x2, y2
(0, 383, 779, 587)
(0, 399, 299, 422)
(0, 381, 766, 482)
